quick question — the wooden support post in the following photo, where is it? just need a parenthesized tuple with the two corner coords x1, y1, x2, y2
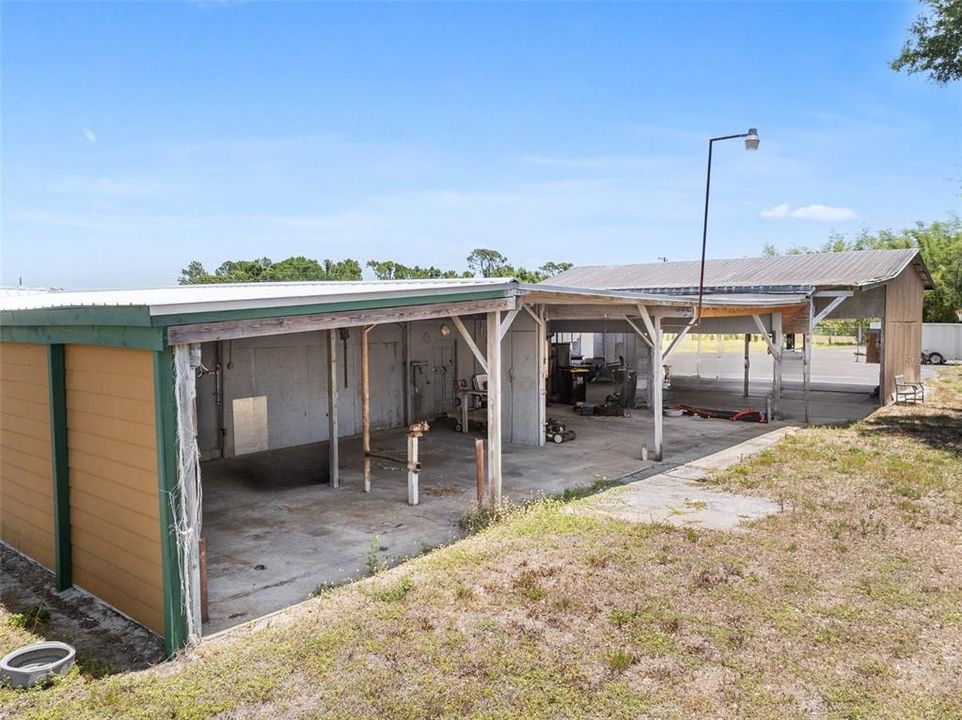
(475, 438, 485, 504)
(401, 322, 411, 426)
(199, 536, 209, 623)
(651, 314, 664, 461)
(772, 312, 783, 421)
(743, 333, 751, 398)
(327, 329, 339, 488)
(362, 325, 372, 493)
(485, 311, 503, 507)
(803, 300, 813, 423)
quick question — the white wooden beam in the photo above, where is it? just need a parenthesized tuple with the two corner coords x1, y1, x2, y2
(498, 307, 522, 342)
(662, 317, 696, 364)
(485, 311, 503, 507)
(803, 299, 813, 423)
(167, 296, 516, 345)
(650, 314, 664, 461)
(361, 324, 373, 493)
(751, 314, 778, 355)
(813, 294, 851, 326)
(522, 303, 545, 328)
(451, 315, 488, 374)
(326, 329, 339, 488)
(771, 312, 784, 421)
(623, 315, 653, 349)
(637, 303, 657, 339)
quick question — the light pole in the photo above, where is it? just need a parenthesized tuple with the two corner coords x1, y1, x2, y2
(697, 128, 759, 320)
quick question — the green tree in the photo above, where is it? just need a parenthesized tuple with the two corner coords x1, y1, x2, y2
(763, 218, 962, 322)
(366, 260, 469, 280)
(891, 0, 962, 84)
(466, 249, 509, 278)
(178, 256, 362, 284)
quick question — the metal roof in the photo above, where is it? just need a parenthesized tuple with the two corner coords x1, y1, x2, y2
(0, 278, 517, 316)
(549, 249, 933, 292)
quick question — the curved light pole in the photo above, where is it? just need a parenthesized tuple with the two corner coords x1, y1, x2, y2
(697, 128, 759, 321)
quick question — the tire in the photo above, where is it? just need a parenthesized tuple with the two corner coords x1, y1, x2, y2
(455, 423, 463, 432)
(553, 433, 564, 444)
(930, 352, 946, 365)
(623, 409, 631, 418)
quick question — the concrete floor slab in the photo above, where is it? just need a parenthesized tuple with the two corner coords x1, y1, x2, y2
(200, 385, 868, 634)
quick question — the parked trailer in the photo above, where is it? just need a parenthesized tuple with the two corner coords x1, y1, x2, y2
(921, 323, 962, 364)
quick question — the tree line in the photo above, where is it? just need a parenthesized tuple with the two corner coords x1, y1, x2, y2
(178, 249, 573, 285)
(763, 218, 962, 323)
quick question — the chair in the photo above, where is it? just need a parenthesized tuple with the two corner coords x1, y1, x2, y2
(893, 375, 924, 404)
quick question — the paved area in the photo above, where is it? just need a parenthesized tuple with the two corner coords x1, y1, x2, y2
(201, 381, 865, 634)
(574, 427, 794, 531)
(201, 406, 785, 633)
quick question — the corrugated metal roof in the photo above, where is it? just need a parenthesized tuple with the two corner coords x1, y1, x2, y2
(549, 249, 933, 291)
(0, 278, 516, 316)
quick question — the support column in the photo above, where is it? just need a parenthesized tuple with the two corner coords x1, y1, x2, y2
(485, 311, 503, 507)
(772, 312, 783, 420)
(651, 315, 664, 461)
(361, 325, 372, 493)
(743, 333, 751, 398)
(327, 329, 339, 488)
(803, 301, 813, 423)
(47, 344, 71, 591)
(536, 306, 547, 447)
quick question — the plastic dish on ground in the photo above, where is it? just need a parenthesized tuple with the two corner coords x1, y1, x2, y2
(1, 641, 76, 688)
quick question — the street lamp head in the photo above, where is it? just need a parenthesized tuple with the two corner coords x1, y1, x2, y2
(744, 128, 760, 151)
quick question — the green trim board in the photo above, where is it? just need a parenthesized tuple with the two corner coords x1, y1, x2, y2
(153, 348, 188, 656)
(149, 289, 513, 326)
(47, 344, 72, 592)
(0, 306, 152, 328)
(1, 325, 166, 351)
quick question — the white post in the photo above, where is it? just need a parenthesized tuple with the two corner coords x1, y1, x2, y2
(743, 333, 751, 398)
(803, 301, 813, 423)
(327, 329, 339, 488)
(536, 305, 547, 447)
(651, 314, 663, 461)
(407, 433, 419, 506)
(772, 312, 783, 420)
(485, 311, 503, 507)
(361, 325, 372, 493)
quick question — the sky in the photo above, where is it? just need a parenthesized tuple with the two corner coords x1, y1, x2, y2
(2, 1, 959, 288)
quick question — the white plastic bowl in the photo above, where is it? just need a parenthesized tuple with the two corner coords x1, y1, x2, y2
(1, 641, 76, 688)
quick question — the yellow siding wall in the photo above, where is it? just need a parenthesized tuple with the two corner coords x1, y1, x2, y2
(65, 345, 164, 635)
(0, 343, 55, 570)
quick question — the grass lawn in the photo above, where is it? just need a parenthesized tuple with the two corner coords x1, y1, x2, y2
(3, 368, 961, 719)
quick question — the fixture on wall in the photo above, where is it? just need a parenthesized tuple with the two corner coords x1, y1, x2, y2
(440, 323, 451, 337)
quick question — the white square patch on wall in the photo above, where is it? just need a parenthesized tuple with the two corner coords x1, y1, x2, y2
(232, 396, 269, 455)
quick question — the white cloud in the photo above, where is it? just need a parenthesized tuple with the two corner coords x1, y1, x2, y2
(82, 128, 97, 144)
(760, 203, 856, 222)
(759, 202, 791, 219)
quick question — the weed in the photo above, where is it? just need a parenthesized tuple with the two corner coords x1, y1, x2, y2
(9, 603, 50, 633)
(367, 535, 387, 576)
(683, 527, 698, 543)
(372, 575, 413, 602)
(604, 647, 636, 672)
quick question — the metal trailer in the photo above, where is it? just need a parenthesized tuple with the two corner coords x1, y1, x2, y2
(921, 323, 962, 364)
